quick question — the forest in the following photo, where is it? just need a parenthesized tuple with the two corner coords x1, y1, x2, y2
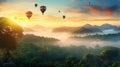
(0, 42, 120, 67)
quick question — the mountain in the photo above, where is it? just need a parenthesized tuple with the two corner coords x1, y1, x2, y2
(74, 27, 95, 34)
(74, 23, 120, 34)
(83, 24, 99, 29)
(83, 24, 102, 32)
(114, 27, 120, 31)
(22, 34, 59, 44)
(52, 24, 102, 34)
(72, 33, 120, 41)
(99, 23, 118, 30)
(52, 23, 120, 34)
(74, 24, 102, 34)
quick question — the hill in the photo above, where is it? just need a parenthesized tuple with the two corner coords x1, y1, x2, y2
(74, 26, 102, 34)
(22, 34, 59, 44)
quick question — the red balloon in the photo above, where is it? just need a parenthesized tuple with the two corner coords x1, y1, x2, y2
(25, 11, 33, 19)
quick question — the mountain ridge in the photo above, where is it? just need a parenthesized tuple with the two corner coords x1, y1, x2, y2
(22, 34, 59, 44)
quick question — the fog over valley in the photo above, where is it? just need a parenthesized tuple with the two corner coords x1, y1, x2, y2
(23, 23, 120, 47)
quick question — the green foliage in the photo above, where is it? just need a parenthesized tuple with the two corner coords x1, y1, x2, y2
(65, 56, 76, 67)
(22, 34, 59, 44)
(111, 61, 120, 67)
(0, 42, 120, 67)
(100, 48, 119, 65)
(0, 17, 23, 50)
(79, 54, 104, 67)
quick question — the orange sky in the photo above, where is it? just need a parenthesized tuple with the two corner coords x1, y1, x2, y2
(0, 1, 120, 28)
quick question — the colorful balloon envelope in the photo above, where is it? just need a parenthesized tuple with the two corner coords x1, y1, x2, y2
(25, 11, 33, 20)
(40, 6, 46, 15)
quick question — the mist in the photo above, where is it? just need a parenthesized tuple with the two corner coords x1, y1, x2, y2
(23, 25, 120, 48)
(53, 38, 120, 48)
(24, 32, 120, 48)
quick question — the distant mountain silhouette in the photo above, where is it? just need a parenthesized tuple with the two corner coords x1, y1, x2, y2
(99, 23, 118, 30)
(74, 27, 96, 34)
(53, 23, 120, 34)
(74, 24, 102, 34)
(114, 27, 120, 31)
(22, 34, 59, 44)
(74, 23, 120, 34)
(83, 24, 95, 28)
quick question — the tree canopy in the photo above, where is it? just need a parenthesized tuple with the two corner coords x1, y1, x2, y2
(0, 17, 23, 50)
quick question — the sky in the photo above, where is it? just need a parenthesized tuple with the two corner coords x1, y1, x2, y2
(0, 0, 120, 28)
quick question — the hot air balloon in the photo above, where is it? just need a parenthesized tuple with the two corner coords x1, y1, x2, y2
(63, 15, 66, 19)
(35, 3, 37, 7)
(40, 6, 46, 15)
(58, 10, 60, 13)
(25, 11, 33, 20)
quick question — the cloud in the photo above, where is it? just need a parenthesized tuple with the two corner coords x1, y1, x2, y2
(0, 0, 7, 4)
(24, 27, 35, 32)
(86, 6, 113, 16)
(104, 10, 113, 16)
(66, 10, 84, 15)
(68, 0, 120, 16)
(87, 6, 101, 14)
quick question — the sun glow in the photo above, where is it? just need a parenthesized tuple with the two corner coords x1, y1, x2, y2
(17, 22, 27, 28)
(9, 17, 28, 28)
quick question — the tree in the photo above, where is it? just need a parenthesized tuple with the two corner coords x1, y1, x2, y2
(0, 17, 23, 62)
(65, 56, 76, 67)
(111, 61, 120, 67)
(79, 54, 104, 67)
(100, 49, 119, 66)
